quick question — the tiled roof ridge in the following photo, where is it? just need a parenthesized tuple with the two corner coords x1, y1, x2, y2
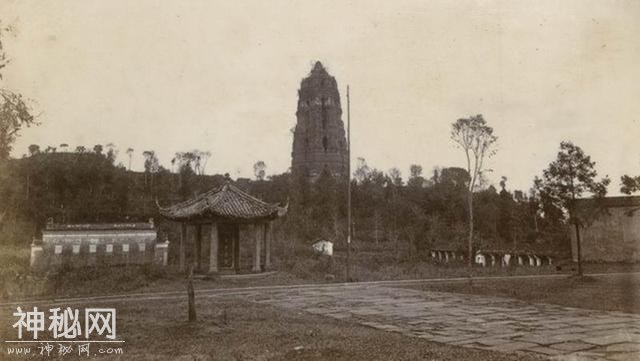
(158, 184, 224, 211)
(158, 181, 282, 221)
(225, 183, 275, 207)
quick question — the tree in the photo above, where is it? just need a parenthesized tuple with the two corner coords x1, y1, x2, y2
(451, 114, 498, 268)
(173, 150, 209, 175)
(408, 164, 425, 188)
(253, 160, 266, 181)
(28, 144, 40, 156)
(143, 150, 160, 173)
(105, 143, 117, 164)
(354, 157, 371, 183)
(535, 141, 610, 276)
(126, 147, 134, 170)
(620, 174, 640, 195)
(410, 164, 423, 179)
(198, 151, 211, 175)
(0, 23, 36, 160)
(93, 144, 103, 155)
(387, 167, 403, 187)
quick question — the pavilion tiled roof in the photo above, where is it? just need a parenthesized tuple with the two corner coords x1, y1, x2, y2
(158, 182, 285, 222)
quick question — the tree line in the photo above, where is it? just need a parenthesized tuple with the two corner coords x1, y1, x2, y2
(1, 25, 638, 269)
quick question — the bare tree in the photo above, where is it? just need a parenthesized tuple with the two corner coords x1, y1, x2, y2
(354, 157, 371, 183)
(126, 147, 134, 170)
(387, 167, 403, 186)
(105, 143, 118, 163)
(253, 160, 266, 181)
(451, 114, 498, 269)
(199, 151, 211, 175)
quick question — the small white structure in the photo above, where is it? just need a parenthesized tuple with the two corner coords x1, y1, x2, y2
(475, 253, 486, 267)
(502, 254, 511, 267)
(312, 240, 333, 256)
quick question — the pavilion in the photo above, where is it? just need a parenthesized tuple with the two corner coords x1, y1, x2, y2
(158, 182, 286, 273)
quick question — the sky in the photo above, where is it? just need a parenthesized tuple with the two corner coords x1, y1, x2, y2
(1, 0, 639, 194)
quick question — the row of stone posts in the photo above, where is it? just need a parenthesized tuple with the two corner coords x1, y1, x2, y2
(430, 249, 553, 267)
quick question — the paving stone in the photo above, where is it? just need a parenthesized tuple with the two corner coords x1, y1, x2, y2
(517, 334, 559, 345)
(606, 352, 640, 361)
(574, 318, 631, 327)
(475, 338, 516, 347)
(227, 282, 640, 361)
(581, 333, 640, 346)
(550, 341, 595, 352)
(605, 343, 640, 352)
(549, 333, 593, 343)
(488, 341, 540, 352)
(526, 346, 568, 356)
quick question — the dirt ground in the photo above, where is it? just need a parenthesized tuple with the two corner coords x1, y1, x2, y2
(0, 297, 547, 361)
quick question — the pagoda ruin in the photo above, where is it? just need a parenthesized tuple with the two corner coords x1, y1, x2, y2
(291, 61, 348, 180)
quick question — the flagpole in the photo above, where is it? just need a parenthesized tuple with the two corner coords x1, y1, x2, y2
(346, 85, 351, 282)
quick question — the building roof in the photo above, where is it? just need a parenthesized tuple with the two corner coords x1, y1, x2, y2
(44, 221, 156, 232)
(158, 182, 286, 222)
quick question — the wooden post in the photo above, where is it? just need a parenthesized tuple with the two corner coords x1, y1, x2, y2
(264, 222, 271, 270)
(187, 265, 196, 322)
(253, 223, 262, 272)
(209, 223, 218, 273)
(179, 223, 186, 272)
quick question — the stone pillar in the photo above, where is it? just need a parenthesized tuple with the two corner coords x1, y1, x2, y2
(209, 223, 218, 273)
(179, 223, 186, 272)
(253, 223, 262, 272)
(154, 241, 169, 266)
(264, 222, 271, 270)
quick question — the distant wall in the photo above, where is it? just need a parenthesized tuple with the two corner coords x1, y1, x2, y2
(571, 206, 640, 262)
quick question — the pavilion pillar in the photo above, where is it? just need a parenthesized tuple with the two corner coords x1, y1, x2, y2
(195, 224, 202, 272)
(179, 223, 186, 272)
(209, 223, 218, 273)
(264, 222, 272, 270)
(253, 223, 262, 272)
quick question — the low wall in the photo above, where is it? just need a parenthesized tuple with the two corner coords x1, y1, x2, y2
(30, 226, 169, 273)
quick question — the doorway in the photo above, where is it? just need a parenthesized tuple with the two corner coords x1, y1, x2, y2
(218, 223, 239, 271)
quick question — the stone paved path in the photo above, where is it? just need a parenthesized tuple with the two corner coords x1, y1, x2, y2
(219, 285, 640, 361)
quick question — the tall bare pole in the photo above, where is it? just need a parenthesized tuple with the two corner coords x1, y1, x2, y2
(346, 85, 351, 282)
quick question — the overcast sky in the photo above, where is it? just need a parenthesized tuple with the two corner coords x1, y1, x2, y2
(2, 0, 639, 194)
